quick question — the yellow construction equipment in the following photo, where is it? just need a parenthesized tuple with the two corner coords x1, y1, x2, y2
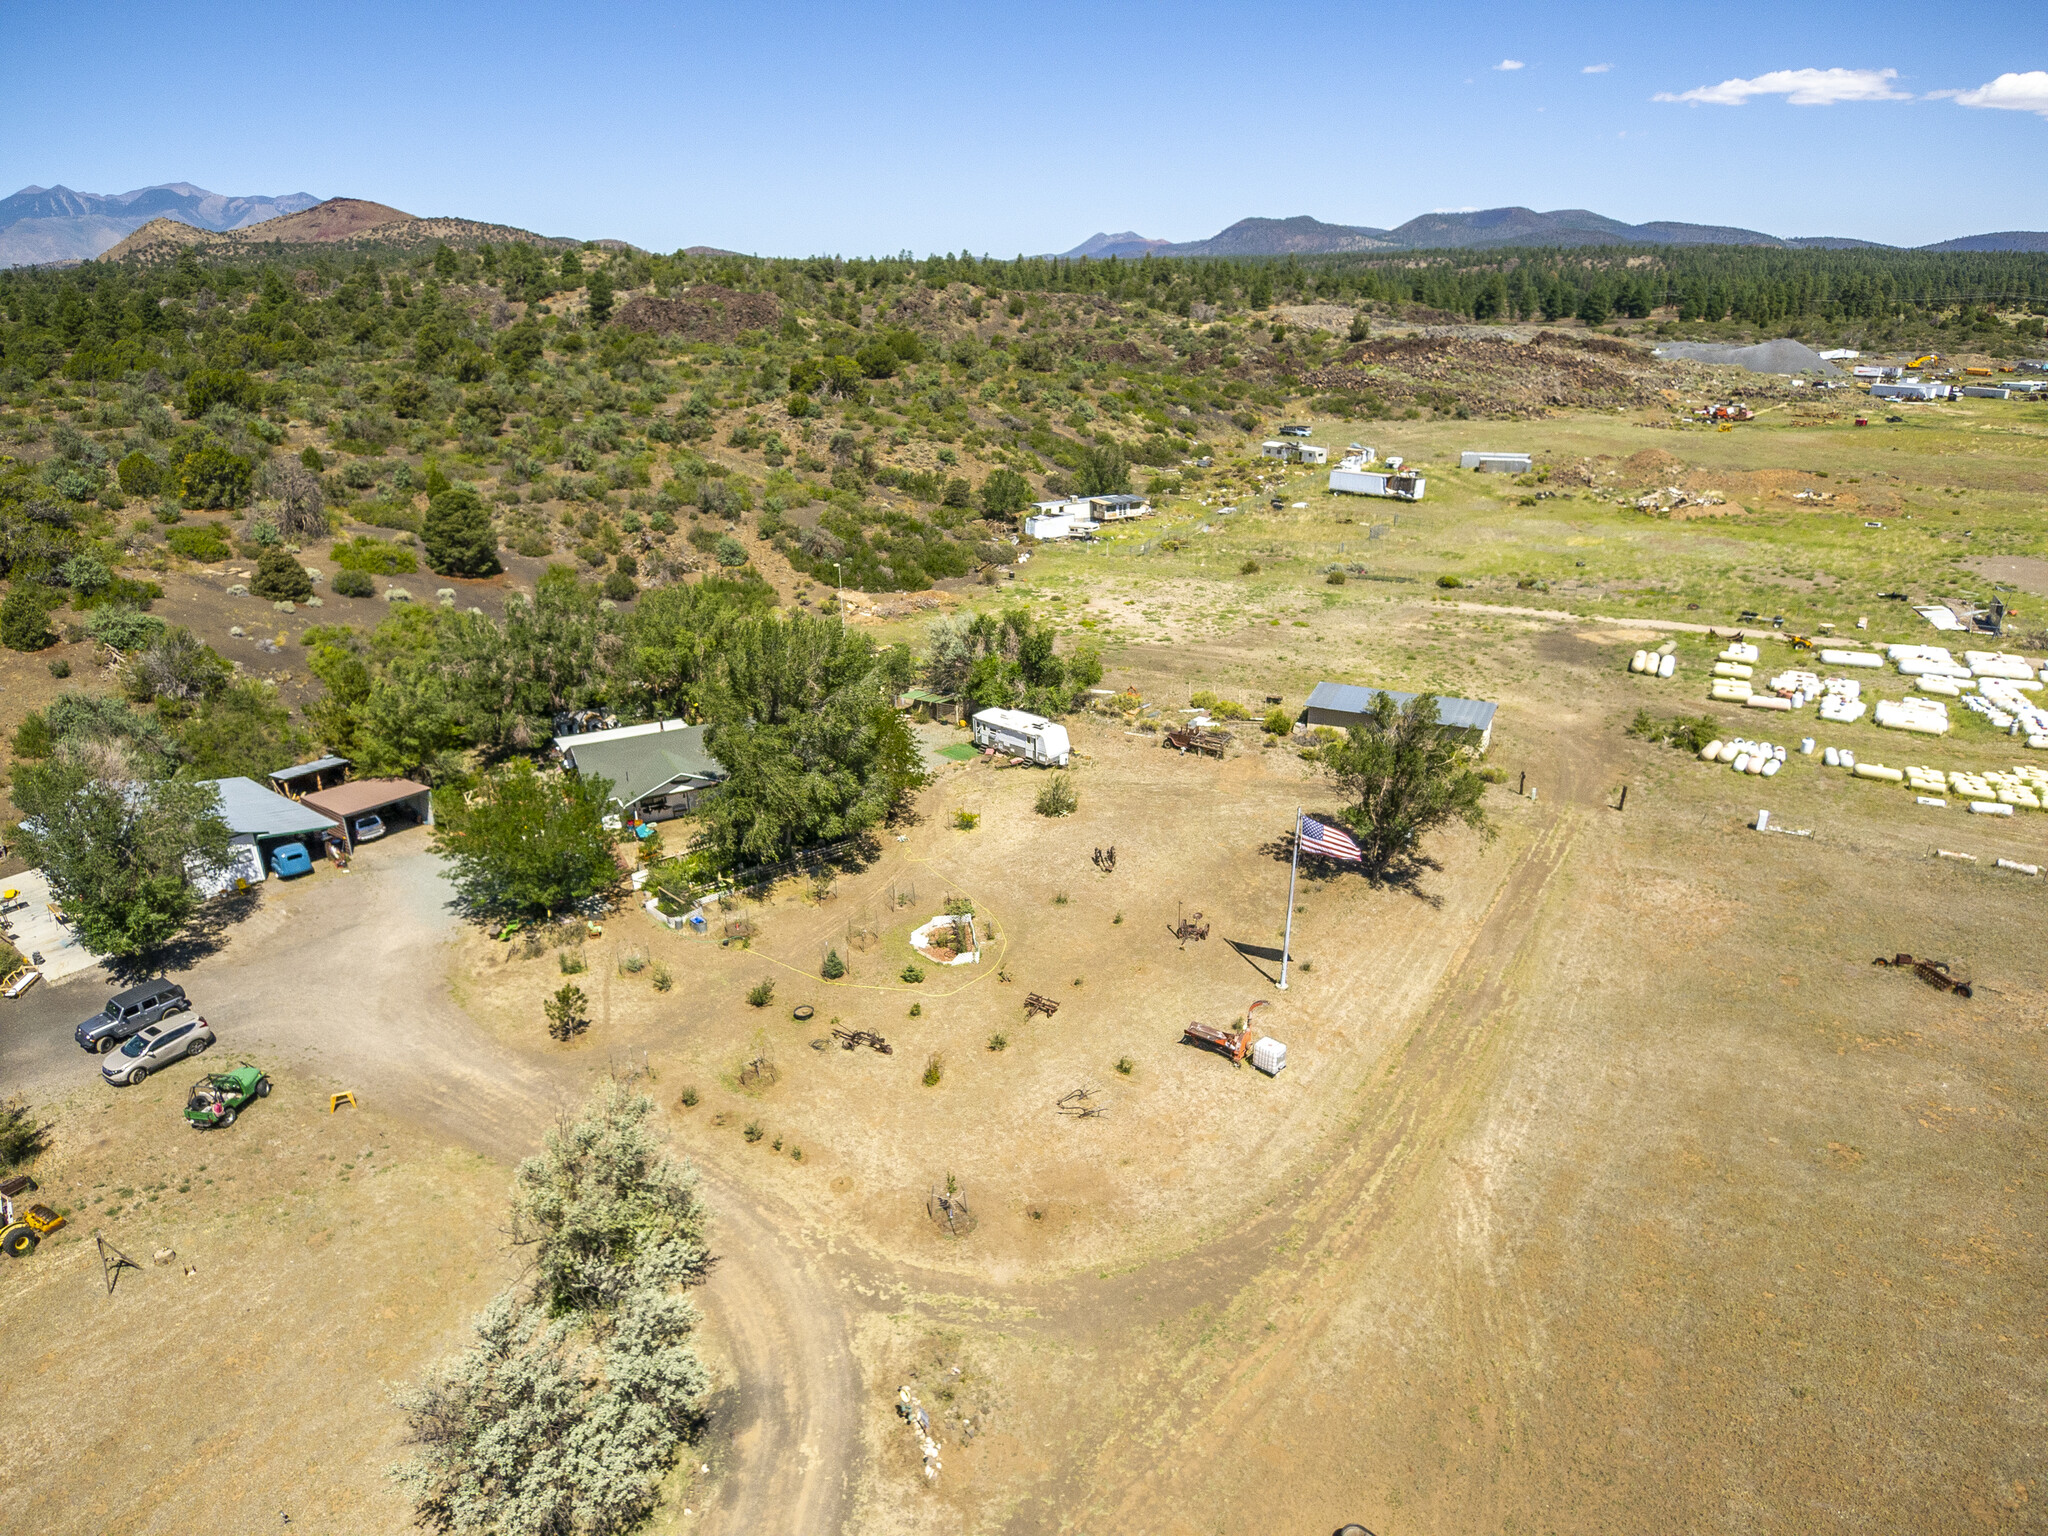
(1909, 354, 1941, 369)
(0, 1177, 64, 1258)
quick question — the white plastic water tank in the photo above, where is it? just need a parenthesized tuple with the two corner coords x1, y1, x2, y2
(1250, 1037, 1287, 1076)
(1824, 747, 1839, 766)
(1658, 654, 1677, 679)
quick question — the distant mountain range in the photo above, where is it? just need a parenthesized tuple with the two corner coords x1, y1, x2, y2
(0, 183, 321, 266)
(1050, 208, 2048, 258)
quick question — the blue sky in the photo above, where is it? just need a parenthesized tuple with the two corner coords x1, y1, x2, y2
(2, 0, 2041, 254)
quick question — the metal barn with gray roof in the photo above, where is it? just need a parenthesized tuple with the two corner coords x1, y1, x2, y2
(1303, 681, 1498, 752)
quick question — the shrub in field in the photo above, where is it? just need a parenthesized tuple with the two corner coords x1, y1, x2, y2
(395, 1084, 711, 1535)
(166, 522, 232, 562)
(821, 949, 845, 979)
(900, 963, 924, 984)
(1034, 774, 1077, 817)
(746, 979, 775, 1008)
(544, 982, 588, 1041)
(922, 1052, 943, 1086)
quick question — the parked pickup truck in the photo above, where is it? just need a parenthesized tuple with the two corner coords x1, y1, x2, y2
(74, 979, 189, 1053)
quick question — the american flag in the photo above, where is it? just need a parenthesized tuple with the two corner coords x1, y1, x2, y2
(1298, 815, 1362, 863)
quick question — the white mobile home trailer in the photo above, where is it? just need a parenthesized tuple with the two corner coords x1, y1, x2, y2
(1870, 381, 1946, 402)
(1328, 466, 1425, 501)
(971, 708, 1072, 767)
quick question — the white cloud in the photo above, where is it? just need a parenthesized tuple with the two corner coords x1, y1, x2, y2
(1654, 67, 1909, 107)
(1583, 63, 1613, 74)
(1493, 59, 1525, 71)
(1949, 70, 2048, 117)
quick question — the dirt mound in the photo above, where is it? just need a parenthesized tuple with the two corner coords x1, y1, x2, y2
(1653, 338, 1841, 376)
(1623, 448, 1688, 484)
(614, 285, 781, 341)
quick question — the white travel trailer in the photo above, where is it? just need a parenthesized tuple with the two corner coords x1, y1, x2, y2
(970, 708, 1072, 767)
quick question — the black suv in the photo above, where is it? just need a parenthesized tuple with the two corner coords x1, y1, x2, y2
(75, 980, 189, 1053)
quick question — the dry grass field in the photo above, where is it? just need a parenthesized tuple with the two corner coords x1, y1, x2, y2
(3, 385, 2045, 1535)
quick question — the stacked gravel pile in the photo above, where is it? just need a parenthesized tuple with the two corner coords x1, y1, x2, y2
(1652, 338, 1842, 375)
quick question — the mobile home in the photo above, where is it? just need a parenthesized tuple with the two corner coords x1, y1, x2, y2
(1329, 452, 1424, 501)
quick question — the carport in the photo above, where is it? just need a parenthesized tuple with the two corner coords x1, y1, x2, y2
(300, 777, 434, 850)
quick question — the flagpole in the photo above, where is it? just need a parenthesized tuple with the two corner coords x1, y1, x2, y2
(1278, 806, 1301, 990)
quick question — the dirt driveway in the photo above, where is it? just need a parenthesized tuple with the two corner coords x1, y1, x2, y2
(0, 836, 858, 1536)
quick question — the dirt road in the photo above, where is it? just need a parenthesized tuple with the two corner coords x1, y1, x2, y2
(0, 838, 860, 1536)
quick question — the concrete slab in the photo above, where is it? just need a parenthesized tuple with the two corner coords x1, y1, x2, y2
(2, 868, 102, 987)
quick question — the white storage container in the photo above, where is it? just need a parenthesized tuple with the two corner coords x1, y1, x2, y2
(1250, 1037, 1287, 1075)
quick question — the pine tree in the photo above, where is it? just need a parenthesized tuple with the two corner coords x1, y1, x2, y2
(0, 586, 54, 652)
(251, 543, 313, 601)
(422, 485, 503, 577)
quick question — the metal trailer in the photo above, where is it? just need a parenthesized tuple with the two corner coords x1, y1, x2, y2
(1459, 451, 1531, 473)
(1329, 467, 1425, 501)
(970, 708, 1073, 767)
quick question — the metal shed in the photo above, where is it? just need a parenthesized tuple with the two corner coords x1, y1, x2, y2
(898, 688, 963, 724)
(1303, 681, 1497, 753)
(1460, 451, 1532, 474)
(268, 755, 351, 799)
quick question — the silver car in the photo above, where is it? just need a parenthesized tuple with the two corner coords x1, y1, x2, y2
(102, 1016, 215, 1087)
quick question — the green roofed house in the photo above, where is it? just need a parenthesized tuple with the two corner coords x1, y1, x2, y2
(553, 718, 728, 825)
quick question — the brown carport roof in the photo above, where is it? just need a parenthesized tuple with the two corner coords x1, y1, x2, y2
(301, 777, 431, 821)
